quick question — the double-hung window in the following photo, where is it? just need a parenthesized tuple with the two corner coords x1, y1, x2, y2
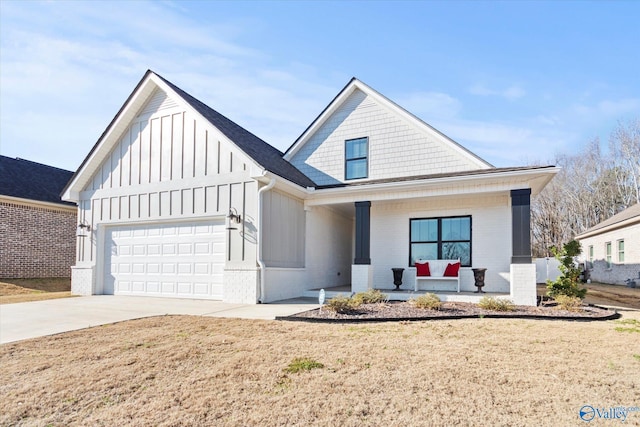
(617, 240, 625, 263)
(605, 242, 612, 269)
(410, 216, 471, 266)
(588, 245, 594, 267)
(345, 137, 368, 180)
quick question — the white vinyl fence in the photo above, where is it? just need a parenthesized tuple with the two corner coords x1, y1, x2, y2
(534, 257, 562, 284)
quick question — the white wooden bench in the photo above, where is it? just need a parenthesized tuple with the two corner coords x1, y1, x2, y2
(414, 259, 461, 292)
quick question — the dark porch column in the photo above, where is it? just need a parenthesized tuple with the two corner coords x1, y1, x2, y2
(354, 201, 371, 265)
(511, 189, 532, 264)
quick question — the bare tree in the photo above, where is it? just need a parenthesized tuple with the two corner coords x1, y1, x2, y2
(609, 119, 640, 206)
(531, 119, 640, 257)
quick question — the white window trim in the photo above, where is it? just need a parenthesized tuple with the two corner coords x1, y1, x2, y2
(617, 239, 625, 264)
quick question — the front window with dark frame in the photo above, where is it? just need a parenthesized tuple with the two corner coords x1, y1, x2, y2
(410, 216, 471, 267)
(345, 137, 368, 180)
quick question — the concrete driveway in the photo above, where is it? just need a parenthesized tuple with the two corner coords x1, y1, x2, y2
(0, 296, 317, 344)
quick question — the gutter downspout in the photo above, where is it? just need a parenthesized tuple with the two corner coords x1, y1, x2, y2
(257, 175, 276, 303)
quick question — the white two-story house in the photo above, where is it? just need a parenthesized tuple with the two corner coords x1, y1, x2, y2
(62, 71, 558, 306)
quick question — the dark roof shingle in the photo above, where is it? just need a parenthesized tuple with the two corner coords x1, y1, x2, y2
(156, 74, 316, 189)
(315, 165, 557, 189)
(0, 156, 75, 206)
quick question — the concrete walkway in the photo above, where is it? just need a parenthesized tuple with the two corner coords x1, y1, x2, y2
(0, 296, 318, 344)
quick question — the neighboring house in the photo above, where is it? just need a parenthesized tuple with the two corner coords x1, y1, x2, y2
(0, 156, 76, 278)
(576, 203, 640, 285)
(62, 70, 558, 305)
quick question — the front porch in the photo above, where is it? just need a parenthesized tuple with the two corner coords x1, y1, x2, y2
(302, 285, 510, 304)
(290, 183, 543, 306)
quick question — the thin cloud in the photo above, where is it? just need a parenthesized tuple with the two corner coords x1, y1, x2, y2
(469, 84, 526, 100)
(1, 1, 636, 172)
(395, 92, 462, 120)
(597, 99, 640, 116)
(438, 118, 572, 167)
(572, 99, 640, 115)
(0, 1, 331, 168)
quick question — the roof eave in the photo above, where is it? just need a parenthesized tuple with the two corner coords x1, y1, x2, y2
(283, 78, 358, 160)
(306, 166, 559, 202)
(576, 216, 640, 240)
(62, 70, 157, 201)
(0, 194, 77, 210)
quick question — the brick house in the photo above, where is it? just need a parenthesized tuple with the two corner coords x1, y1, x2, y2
(0, 156, 76, 278)
(62, 71, 558, 305)
(577, 203, 640, 285)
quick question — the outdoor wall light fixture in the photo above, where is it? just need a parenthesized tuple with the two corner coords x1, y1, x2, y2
(76, 222, 91, 237)
(226, 208, 242, 230)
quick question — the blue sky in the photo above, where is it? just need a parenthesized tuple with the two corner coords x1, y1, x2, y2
(1, 0, 638, 172)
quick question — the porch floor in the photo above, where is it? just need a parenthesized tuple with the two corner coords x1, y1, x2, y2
(303, 286, 509, 303)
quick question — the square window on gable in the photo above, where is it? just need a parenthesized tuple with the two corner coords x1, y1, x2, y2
(345, 137, 368, 180)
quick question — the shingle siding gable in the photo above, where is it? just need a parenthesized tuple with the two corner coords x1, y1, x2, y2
(288, 89, 486, 186)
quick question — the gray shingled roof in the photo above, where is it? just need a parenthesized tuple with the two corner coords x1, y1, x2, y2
(315, 165, 557, 189)
(156, 73, 316, 189)
(578, 203, 640, 236)
(0, 156, 75, 206)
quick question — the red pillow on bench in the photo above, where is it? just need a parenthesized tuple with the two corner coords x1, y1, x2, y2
(443, 262, 460, 277)
(416, 262, 431, 277)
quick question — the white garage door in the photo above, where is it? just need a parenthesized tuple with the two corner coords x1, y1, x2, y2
(104, 220, 225, 299)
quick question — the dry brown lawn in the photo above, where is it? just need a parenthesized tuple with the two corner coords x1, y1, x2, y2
(582, 282, 640, 309)
(537, 282, 640, 310)
(2, 312, 639, 426)
(0, 278, 72, 304)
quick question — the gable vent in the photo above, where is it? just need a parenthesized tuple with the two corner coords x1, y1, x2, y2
(139, 89, 179, 117)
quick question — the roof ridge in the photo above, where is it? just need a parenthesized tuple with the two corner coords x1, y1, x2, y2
(153, 72, 316, 188)
(284, 77, 493, 169)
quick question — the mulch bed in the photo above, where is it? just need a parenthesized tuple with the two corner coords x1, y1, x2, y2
(279, 301, 619, 323)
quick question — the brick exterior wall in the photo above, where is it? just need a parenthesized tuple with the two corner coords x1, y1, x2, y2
(351, 264, 373, 293)
(578, 222, 640, 285)
(369, 195, 512, 293)
(223, 268, 259, 303)
(510, 263, 537, 306)
(0, 201, 77, 278)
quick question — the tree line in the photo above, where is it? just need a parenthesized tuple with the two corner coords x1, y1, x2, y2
(531, 118, 639, 257)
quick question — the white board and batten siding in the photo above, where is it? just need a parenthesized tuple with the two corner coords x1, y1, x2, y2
(289, 88, 486, 186)
(75, 88, 260, 298)
(262, 190, 306, 268)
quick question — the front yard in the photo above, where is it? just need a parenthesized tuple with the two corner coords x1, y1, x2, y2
(2, 313, 639, 426)
(0, 278, 71, 304)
